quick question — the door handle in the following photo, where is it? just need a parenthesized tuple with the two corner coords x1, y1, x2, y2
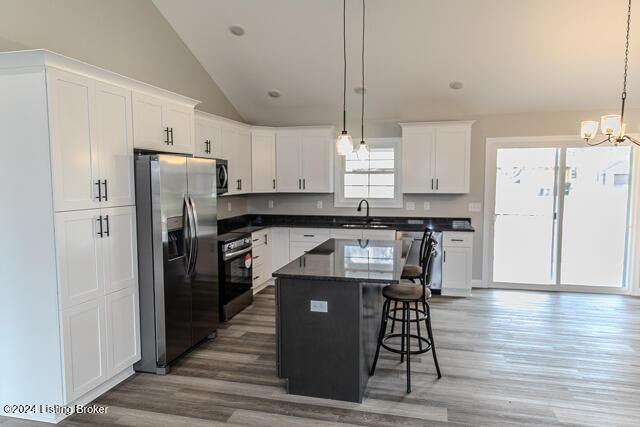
(431, 178, 434, 190)
(96, 216, 103, 238)
(239, 179, 242, 190)
(273, 178, 276, 190)
(436, 178, 439, 190)
(264, 234, 268, 245)
(102, 180, 108, 202)
(443, 250, 446, 263)
(298, 179, 301, 190)
(95, 180, 102, 201)
(164, 127, 170, 145)
(169, 127, 174, 145)
(103, 215, 110, 237)
(303, 178, 306, 190)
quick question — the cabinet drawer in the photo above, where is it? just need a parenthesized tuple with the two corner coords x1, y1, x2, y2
(251, 229, 269, 248)
(252, 244, 268, 266)
(252, 262, 269, 286)
(289, 228, 330, 243)
(442, 231, 473, 248)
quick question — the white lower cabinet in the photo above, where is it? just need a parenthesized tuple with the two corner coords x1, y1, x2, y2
(441, 231, 473, 296)
(252, 229, 272, 292)
(61, 299, 108, 402)
(105, 286, 140, 375)
(271, 227, 291, 272)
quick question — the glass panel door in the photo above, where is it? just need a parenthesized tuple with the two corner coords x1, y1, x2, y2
(560, 146, 631, 287)
(493, 148, 560, 284)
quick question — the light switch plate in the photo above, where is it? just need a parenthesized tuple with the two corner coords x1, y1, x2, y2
(317, 200, 323, 209)
(310, 300, 328, 313)
(268, 200, 274, 209)
(468, 202, 482, 212)
(423, 202, 431, 211)
(227, 202, 232, 212)
(406, 201, 415, 211)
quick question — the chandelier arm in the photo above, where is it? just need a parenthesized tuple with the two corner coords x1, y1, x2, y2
(624, 135, 640, 146)
(586, 136, 611, 147)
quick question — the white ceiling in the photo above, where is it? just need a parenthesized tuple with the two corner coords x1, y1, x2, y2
(153, 0, 640, 128)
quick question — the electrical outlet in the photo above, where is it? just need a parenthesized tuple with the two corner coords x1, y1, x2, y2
(317, 200, 323, 209)
(227, 202, 232, 212)
(268, 200, 274, 209)
(468, 202, 482, 212)
(406, 201, 415, 211)
(423, 202, 431, 211)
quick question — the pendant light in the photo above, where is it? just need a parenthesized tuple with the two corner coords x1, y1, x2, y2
(356, 0, 370, 160)
(581, 0, 640, 146)
(336, 0, 354, 155)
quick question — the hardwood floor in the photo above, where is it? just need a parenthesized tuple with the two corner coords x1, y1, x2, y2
(4, 287, 640, 426)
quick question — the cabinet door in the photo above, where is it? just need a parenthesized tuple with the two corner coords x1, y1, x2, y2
(301, 134, 331, 192)
(55, 210, 104, 309)
(102, 206, 138, 295)
(96, 82, 135, 207)
(48, 68, 99, 211)
(441, 246, 473, 293)
(62, 299, 107, 403)
(271, 227, 290, 271)
(402, 129, 436, 193)
(276, 133, 302, 192)
(289, 241, 320, 261)
(194, 117, 222, 159)
(236, 130, 252, 193)
(362, 229, 396, 241)
(330, 228, 363, 239)
(132, 92, 167, 151)
(221, 127, 240, 194)
(434, 127, 470, 193)
(105, 286, 140, 375)
(164, 102, 194, 154)
(252, 131, 276, 192)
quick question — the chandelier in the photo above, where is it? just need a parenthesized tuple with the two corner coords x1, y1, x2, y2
(581, 0, 639, 146)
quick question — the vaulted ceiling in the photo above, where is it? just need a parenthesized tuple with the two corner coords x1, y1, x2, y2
(154, 0, 640, 127)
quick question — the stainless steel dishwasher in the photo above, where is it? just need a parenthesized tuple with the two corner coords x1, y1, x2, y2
(395, 230, 442, 292)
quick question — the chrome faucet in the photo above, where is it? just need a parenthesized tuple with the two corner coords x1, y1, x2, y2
(357, 199, 370, 223)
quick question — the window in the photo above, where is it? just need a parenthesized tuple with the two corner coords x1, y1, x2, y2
(334, 138, 402, 207)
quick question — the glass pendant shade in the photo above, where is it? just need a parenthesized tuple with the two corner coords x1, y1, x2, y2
(580, 121, 599, 140)
(356, 140, 369, 160)
(336, 131, 354, 155)
(601, 115, 622, 136)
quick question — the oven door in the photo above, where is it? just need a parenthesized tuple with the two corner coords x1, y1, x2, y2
(222, 245, 252, 303)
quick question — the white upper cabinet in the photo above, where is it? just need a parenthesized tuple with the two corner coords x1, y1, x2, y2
(400, 121, 473, 194)
(48, 68, 99, 212)
(194, 112, 222, 158)
(275, 127, 334, 193)
(95, 82, 135, 207)
(221, 123, 252, 195)
(251, 129, 277, 192)
(132, 91, 194, 154)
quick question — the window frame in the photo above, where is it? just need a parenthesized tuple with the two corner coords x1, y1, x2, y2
(334, 137, 403, 208)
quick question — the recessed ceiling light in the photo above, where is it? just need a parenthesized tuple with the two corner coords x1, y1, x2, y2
(268, 90, 281, 98)
(354, 87, 366, 95)
(449, 81, 464, 90)
(229, 25, 245, 36)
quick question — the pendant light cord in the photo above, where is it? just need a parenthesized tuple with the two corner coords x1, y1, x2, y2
(621, 0, 632, 123)
(342, 0, 347, 133)
(361, 0, 365, 143)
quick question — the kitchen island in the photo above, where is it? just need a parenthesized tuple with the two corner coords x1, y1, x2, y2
(273, 238, 412, 403)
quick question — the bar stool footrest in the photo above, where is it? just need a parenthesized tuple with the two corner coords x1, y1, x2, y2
(381, 333, 432, 356)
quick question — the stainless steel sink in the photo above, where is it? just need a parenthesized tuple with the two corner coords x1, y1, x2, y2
(340, 223, 389, 229)
(368, 224, 389, 229)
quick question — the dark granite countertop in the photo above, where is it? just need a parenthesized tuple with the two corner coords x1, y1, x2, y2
(273, 238, 412, 284)
(219, 214, 474, 234)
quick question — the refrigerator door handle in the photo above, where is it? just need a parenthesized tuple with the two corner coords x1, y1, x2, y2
(183, 196, 194, 275)
(188, 196, 199, 276)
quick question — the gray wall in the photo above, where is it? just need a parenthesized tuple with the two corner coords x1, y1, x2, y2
(0, 0, 242, 121)
(249, 109, 640, 281)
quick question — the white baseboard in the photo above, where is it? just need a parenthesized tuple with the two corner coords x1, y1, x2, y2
(441, 287, 472, 297)
(472, 279, 486, 288)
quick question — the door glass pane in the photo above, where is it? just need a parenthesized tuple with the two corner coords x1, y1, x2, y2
(493, 148, 559, 284)
(561, 146, 631, 287)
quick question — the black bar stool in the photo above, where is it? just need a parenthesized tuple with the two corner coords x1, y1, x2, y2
(370, 247, 442, 393)
(400, 229, 432, 283)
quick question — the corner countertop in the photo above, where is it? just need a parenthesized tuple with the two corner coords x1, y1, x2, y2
(218, 214, 474, 235)
(273, 238, 412, 284)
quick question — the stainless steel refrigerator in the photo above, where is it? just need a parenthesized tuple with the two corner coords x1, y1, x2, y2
(134, 154, 219, 374)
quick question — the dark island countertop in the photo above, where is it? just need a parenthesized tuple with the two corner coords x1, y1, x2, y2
(219, 214, 474, 234)
(273, 238, 412, 284)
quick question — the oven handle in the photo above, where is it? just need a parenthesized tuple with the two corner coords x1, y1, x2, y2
(223, 246, 252, 261)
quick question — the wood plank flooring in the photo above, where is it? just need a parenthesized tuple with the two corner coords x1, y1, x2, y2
(3, 287, 640, 426)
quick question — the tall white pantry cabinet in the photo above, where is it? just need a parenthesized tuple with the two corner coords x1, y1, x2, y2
(0, 50, 198, 423)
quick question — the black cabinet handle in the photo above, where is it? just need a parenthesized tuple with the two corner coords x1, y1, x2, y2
(303, 234, 314, 237)
(239, 179, 242, 190)
(237, 179, 241, 190)
(253, 275, 260, 280)
(436, 178, 439, 190)
(264, 234, 268, 245)
(431, 178, 434, 190)
(298, 179, 301, 189)
(443, 250, 446, 263)
(95, 180, 102, 201)
(252, 238, 260, 242)
(102, 180, 108, 202)
(104, 215, 110, 237)
(273, 179, 276, 190)
(303, 178, 306, 190)
(169, 127, 174, 145)
(96, 216, 103, 238)
(254, 255, 260, 260)
(164, 127, 170, 145)
(451, 238, 464, 242)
